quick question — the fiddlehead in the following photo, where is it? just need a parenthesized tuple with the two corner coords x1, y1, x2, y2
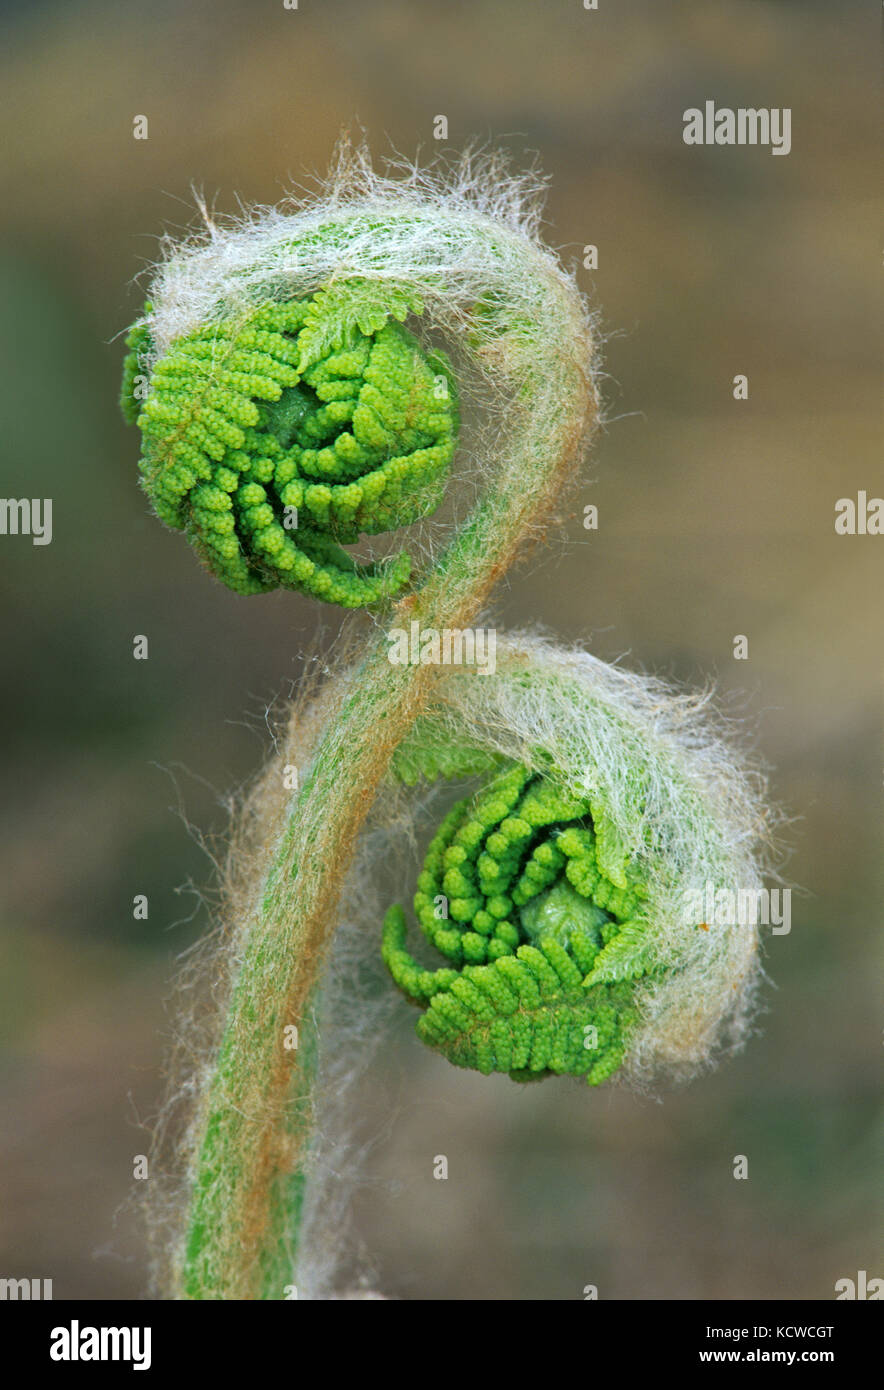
(383, 760, 649, 1086)
(381, 631, 772, 1091)
(122, 284, 457, 604)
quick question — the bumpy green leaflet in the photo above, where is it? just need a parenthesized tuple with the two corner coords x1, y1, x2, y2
(120, 283, 458, 606)
(383, 761, 656, 1085)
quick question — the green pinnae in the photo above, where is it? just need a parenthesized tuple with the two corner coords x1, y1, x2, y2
(120, 282, 459, 607)
(382, 763, 654, 1086)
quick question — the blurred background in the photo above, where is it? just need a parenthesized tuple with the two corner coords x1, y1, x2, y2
(0, 0, 880, 1300)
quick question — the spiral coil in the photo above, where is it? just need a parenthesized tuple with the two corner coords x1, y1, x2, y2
(121, 283, 458, 606)
(383, 762, 655, 1085)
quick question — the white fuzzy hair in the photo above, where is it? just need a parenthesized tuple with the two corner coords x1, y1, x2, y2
(414, 631, 779, 1081)
(293, 630, 781, 1296)
(140, 136, 588, 372)
(134, 138, 600, 579)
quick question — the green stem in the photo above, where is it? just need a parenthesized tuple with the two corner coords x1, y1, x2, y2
(177, 222, 595, 1299)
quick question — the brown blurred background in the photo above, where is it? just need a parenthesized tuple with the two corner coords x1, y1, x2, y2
(0, 0, 880, 1300)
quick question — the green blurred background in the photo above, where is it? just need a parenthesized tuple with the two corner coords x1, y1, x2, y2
(0, 0, 879, 1299)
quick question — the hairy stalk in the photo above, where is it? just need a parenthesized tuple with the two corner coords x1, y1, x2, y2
(140, 158, 598, 1299)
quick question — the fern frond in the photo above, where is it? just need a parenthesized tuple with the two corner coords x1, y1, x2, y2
(383, 762, 650, 1085)
(123, 285, 458, 606)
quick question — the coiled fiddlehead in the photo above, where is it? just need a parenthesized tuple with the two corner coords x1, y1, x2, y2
(384, 761, 651, 1085)
(121, 283, 458, 605)
(377, 629, 771, 1102)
